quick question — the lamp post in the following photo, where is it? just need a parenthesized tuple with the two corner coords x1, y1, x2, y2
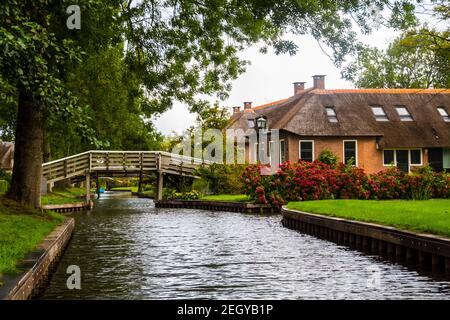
(256, 116, 267, 162)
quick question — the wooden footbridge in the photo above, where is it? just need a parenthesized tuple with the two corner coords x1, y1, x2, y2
(42, 151, 208, 202)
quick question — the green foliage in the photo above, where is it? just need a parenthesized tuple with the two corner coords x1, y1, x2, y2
(0, 197, 64, 275)
(192, 178, 210, 194)
(0, 169, 11, 184)
(196, 164, 246, 195)
(0, 180, 9, 194)
(164, 189, 202, 200)
(344, 29, 450, 88)
(317, 150, 339, 167)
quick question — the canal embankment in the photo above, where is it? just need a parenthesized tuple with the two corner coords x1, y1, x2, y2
(0, 196, 74, 299)
(154, 199, 279, 213)
(282, 200, 450, 276)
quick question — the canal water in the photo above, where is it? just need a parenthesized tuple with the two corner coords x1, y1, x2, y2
(41, 193, 450, 299)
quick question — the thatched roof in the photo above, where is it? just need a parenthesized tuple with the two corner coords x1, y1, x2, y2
(229, 88, 450, 148)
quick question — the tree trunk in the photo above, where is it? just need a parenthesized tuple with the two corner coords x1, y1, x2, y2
(8, 90, 44, 208)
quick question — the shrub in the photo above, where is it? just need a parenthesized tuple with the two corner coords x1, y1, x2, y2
(196, 164, 246, 194)
(0, 180, 9, 194)
(431, 172, 450, 198)
(317, 150, 339, 167)
(242, 161, 450, 206)
(164, 189, 202, 200)
(366, 167, 408, 200)
(0, 169, 11, 184)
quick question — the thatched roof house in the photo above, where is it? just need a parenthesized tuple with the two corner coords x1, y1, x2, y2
(228, 76, 450, 173)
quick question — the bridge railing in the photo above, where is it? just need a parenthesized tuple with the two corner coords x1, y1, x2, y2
(42, 150, 210, 183)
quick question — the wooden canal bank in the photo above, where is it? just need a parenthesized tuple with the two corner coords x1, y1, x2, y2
(41, 200, 93, 213)
(282, 207, 450, 277)
(0, 218, 75, 300)
(154, 199, 279, 214)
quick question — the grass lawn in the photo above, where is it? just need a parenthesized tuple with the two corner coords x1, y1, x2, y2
(110, 186, 139, 192)
(0, 197, 64, 280)
(201, 194, 251, 202)
(286, 199, 450, 238)
(41, 187, 88, 205)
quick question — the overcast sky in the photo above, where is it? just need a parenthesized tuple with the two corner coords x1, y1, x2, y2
(154, 26, 399, 135)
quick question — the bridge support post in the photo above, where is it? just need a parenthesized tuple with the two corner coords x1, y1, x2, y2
(85, 172, 91, 205)
(155, 171, 163, 201)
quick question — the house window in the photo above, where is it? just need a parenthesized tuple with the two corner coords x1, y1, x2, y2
(299, 140, 314, 162)
(325, 107, 338, 122)
(383, 149, 423, 172)
(437, 107, 450, 122)
(343, 140, 357, 166)
(280, 139, 286, 163)
(248, 119, 255, 128)
(371, 106, 389, 121)
(410, 149, 421, 165)
(383, 150, 395, 165)
(395, 106, 413, 121)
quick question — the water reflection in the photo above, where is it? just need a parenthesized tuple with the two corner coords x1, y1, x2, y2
(41, 193, 450, 299)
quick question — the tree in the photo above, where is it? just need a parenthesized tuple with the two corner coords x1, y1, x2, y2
(1, 0, 426, 207)
(343, 2, 450, 88)
(343, 30, 450, 88)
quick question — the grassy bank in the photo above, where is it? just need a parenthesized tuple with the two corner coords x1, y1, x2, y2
(286, 200, 450, 238)
(0, 197, 64, 279)
(41, 187, 88, 205)
(110, 186, 138, 192)
(201, 194, 250, 202)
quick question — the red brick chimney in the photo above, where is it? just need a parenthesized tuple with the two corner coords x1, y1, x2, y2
(232, 106, 241, 114)
(293, 82, 306, 95)
(244, 101, 252, 110)
(312, 75, 326, 89)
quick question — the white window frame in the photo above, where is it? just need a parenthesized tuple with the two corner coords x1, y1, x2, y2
(371, 106, 389, 121)
(395, 106, 413, 121)
(299, 140, 314, 162)
(343, 140, 358, 166)
(279, 139, 286, 163)
(382, 148, 423, 168)
(437, 107, 450, 122)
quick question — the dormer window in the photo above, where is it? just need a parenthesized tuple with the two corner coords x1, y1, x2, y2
(325, 107, 338, 123)
(248, 119, 255, 128)
(371, 106, 388, 121)
(395, 106, 413, 121)
(437, 107, 450, 122)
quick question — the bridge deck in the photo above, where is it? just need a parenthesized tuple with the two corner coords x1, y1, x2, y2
(42, 150, 207, 183)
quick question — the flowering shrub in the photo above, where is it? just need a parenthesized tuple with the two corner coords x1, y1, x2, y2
(431, 172, 450, 198)
(242, 161, 450, 206)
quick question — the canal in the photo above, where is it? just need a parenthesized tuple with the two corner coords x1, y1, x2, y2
(41, 193, 450, 299)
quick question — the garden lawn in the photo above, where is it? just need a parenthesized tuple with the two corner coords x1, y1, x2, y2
(201, 194, 250, 202)
(41, 187, 88, 205)
(110, 186, 139, 192)
(286, 200, 450, 238)
(0, 197, 64, 280)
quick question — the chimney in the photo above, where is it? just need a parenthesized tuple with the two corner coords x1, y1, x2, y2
(293, 82, 306, 95)
(244, 101, 252, 110)
(312, 75, 326, 89)
(232, 106, 241, 114)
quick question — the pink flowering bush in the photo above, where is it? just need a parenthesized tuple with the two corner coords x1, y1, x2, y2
(242, 161, 450, 206)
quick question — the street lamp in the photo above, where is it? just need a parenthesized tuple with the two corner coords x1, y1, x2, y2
(255, 116, 267, 162)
